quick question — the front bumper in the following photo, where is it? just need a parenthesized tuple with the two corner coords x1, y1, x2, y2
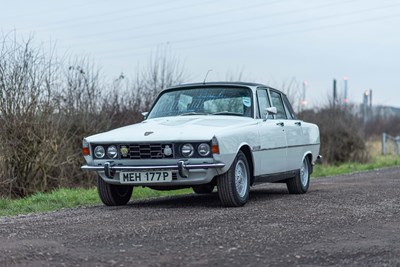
(81, 160, 225, 180)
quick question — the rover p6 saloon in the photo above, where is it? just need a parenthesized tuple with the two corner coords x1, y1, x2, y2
(82, 82, 320, 207)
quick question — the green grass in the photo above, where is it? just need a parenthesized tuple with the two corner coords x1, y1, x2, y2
(313, 155, 400, 177)
(0, 187, 192, 217)
(1, 154, 399, 217)
(0, 188, 99, 217)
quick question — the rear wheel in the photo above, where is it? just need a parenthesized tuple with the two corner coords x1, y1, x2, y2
(97, 175, 133, 206)
(217, 151, 250, 207)
(192, 183, 215, 194)
(286, 157, 310, 194)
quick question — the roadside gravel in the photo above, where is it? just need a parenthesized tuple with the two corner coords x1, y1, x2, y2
(0, 167, 399, 266)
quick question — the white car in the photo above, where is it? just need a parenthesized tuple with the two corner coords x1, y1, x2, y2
(82, 82, 320, 207)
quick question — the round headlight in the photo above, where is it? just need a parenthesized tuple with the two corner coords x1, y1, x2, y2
(198, 143, 210, 157)
(107, 145, 118, 159)
(94, 146, 105, 158)
(181, 144, 194, 157)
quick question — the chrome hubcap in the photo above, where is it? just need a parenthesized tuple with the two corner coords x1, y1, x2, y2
(235, 160, 248, 198)
(300, 159, 309, 188)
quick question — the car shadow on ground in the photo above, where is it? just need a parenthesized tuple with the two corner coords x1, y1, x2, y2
(117, 184, 291, 209)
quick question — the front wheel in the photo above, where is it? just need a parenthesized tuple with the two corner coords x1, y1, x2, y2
(97, 175, 133, 206)
(217, 151, 250, 207)
(286, 157, 311, 194)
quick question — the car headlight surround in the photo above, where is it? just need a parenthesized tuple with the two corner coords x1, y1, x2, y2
(94, 145, 105, 158)
(198, 143, 211, 157)
(181, 143, 194, 157)
(107, 145, 118, 159)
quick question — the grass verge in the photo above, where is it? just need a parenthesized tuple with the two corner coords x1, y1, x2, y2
(0, 187, 192, 217)
(1, 155, 399, 217)
(313, 155, 400, 177)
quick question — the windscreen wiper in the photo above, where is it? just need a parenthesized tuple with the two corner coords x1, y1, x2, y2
(179, 112, 208, 116)
(211, 111, 243, 116)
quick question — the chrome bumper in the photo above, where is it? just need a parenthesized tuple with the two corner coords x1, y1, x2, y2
(81, 160, 225, 178)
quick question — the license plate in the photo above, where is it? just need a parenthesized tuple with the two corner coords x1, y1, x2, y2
(120, 171, 172, 184)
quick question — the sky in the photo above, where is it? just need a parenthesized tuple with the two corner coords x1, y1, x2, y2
(2, 0, 400, 108)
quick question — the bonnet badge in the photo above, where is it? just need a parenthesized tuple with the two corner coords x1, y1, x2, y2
(144, 131, 154, 136)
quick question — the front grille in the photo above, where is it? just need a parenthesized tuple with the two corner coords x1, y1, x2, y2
(120, 143, 174, 159)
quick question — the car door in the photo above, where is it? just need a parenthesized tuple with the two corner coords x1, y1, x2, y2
(255, 88, 288, 175)
(271, 91, 305, 171)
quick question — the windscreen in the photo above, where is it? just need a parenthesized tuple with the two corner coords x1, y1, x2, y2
(147, 87, 253, 119)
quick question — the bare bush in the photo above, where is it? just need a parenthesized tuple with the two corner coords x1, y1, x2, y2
(299, 105, 369, 164)
(0, 35, 186, 198)
(0, 36, 62, 196)
(365, 115, 400, 137)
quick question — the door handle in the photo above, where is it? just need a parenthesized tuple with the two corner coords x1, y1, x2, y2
(295, 121, 301, 126)
(276, 122, 284, 127)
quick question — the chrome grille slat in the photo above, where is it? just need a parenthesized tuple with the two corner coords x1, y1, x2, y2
(121, 143, 174, 159)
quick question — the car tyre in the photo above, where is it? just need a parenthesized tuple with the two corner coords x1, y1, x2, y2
(217, 151, 250, 207)
(192, 183, 215, 194)
(287, 157, 310, 194)
(97, 175, 133, 206)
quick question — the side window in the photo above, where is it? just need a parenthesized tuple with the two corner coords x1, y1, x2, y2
(256, 89, 271, 119)
(282, 94, 296, 120)
(269, 91, 287, 119)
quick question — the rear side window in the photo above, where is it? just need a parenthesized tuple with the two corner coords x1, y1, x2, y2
(282, 94, 296, 120)
(269, 90, 287, 119)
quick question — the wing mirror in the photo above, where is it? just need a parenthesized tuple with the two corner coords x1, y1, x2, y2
(141, 111, 149, 120)
(264, 107, 277, 121)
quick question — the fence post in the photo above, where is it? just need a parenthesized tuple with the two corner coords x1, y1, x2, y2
(396, 137, 400, 156)
(382, 133, 386, 155)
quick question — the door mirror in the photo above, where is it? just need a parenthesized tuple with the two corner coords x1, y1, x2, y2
(264, 107, 277, 121)
(141, 111, 149, 120)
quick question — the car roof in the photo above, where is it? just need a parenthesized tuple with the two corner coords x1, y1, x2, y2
(165, 82, 284, 94)
(167, 81, 264, 89)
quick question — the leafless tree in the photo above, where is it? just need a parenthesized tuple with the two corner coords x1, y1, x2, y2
(138, 45, 186, 110)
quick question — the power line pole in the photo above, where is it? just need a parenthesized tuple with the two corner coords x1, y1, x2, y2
(363, 91, 369, 125)
(343, 76, 349, 105)
(300, 80, 307, 111)
(333, 79, 337, 108)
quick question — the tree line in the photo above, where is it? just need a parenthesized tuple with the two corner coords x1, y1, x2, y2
(0, 34, 396, 198)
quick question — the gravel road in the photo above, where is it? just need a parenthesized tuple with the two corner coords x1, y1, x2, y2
(1, 167, 399, 266)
